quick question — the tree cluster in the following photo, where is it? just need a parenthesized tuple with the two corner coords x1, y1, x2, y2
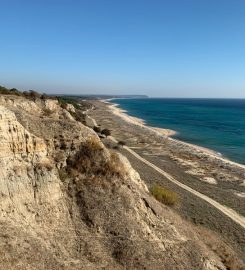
(0, 85, 51, 100)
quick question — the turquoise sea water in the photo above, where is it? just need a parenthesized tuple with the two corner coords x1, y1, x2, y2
(111, 98, 245, 165)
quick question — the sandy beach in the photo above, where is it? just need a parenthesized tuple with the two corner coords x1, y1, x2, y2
(104, 101, 177, 137)
(89, 99, 245, 195)
(88, 99, 245, 258)
(105, 100, 245, 170)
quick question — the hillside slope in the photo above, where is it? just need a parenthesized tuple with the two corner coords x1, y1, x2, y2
(0, 95, 231, 269)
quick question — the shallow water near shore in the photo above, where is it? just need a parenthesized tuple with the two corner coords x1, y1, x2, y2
(110, 98, 245, 165)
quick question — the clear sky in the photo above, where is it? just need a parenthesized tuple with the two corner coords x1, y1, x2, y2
(0, 0, 245, 97)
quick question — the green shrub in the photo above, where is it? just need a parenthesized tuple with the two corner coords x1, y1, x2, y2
(58, 169, 68, 181)
(118, 141, 126, 146)
(70, 110, 86, 123)
(67, 137, 126, 179)
(101, 128, 111, 137)
(93, 126, 101, 133)
(0, 85, 52, 100)
(150, 185, 179, 206)
(0, 86, 22, 96)
(58, 97, 82, 110)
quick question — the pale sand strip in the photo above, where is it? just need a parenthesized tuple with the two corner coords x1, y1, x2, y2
(104, 101, 177, 137)
(110, 136, 245, 229)
(105, 100, 245, 170)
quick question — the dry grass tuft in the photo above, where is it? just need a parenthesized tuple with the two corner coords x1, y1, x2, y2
(196, 227, 245, 270)
(150, 185, 179, 206)
(67, 136, 127, 182)
(43, 108, 53, 116)
(35, 162, 53, 171)
(58, 169, 68, 181)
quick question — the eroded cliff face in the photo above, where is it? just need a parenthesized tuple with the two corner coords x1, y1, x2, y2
(0, 105, 74, 266)
(0, 95, 227, 270)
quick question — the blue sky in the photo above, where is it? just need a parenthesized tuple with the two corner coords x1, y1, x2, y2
(0, 0, 245, 97)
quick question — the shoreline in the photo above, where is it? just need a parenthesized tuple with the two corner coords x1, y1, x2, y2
(87, 98, 245, 260)
(103, 99, 245, 170)
(103, 101, 177, 137)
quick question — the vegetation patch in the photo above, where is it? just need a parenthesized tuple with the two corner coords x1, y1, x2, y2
(69, 110, 86, 124)
(35, 162, 53, 172)
(43, 108, 53, 116)
(150, 185, 179, 206)
(101, 128, 111, 137)
(58, 169, 68, 182)
(67, 137, 126, 181)
(118, 141, 126, 146)
(57, 96, 92, 111)
(0, 85, 51, 100)
(93, 126, 101, 133)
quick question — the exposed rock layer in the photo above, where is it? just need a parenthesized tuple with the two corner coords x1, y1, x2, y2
(0, 95, 234, 269)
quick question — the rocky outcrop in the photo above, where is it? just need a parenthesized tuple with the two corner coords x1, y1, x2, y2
(85, 114, 97, 128)
(0, 95, 229, 269)
(65, 103, 76, 113)
(0, 106, 46, 157)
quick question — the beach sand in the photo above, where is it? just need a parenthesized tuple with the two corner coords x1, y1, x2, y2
(104, 101, 177, 137)
(88, 99, 245, 259)
(105, 100, 245, 169)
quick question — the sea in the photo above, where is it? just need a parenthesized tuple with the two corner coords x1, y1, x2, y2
(110, 98, 245, 165)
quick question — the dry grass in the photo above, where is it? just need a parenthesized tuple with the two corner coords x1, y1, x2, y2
(196, 226, 245, 270)
(70, 110, 86, 124)
(58, 169, 68, 181)
(13, 165, 25, 176)
(150, 185, 179, 206)
(54, 151, 65, 163)
(118, 141, 126, 146)
(67, 136, 126, 181)
(35, 162, 53, 171)
(105, 151, 126, 178)
(43, 108, 53, 116)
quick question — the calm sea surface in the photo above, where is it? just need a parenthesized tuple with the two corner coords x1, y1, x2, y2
(111, 98, 245, 164)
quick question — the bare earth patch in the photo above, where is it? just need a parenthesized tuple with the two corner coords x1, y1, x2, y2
(202, 177, 217, 185)
(234, 192, 245, 198)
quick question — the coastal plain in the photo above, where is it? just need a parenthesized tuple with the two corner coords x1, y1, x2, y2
(88, 100, 245, 258)
(0, 93, 244, 269)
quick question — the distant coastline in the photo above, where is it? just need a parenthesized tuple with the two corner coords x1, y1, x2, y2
(105, 98, 245, 168)
(103, 100, 177, 137)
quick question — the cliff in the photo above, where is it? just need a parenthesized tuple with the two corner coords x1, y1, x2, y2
(0, 95, 228, 269)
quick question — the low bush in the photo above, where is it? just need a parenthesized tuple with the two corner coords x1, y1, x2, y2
(118, 141, 126, 146)
(35, 162, 53, 172)
(101, 128, 111, 137)
(58, 169, 68, 181)
(54, 151, 65, 162)
(58, 97, 81, 110)
(0, 86, 22, 96)
(93, 126, 101, 133)
(43, 108, 53, 116)
(0, 85, 53, 100)
(67, 137, 126, 180)
(70, 110, 86, 124)
(150, 185, 179, 206)
(60, 142, 67, 150)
